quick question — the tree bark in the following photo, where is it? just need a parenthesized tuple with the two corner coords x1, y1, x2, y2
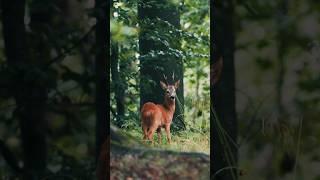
(138, 0, 185, 130)
(211, 0, 238, 179)
(110, 43, 125, 126)
(2, 0, 48, 179)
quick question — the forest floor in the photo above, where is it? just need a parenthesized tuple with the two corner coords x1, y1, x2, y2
(110, 149, 210, 180)
(126, 128, 210, 154)
(110, 127, 210, 180)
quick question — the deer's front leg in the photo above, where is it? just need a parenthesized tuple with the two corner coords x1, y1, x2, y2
(165, 124, 171, 144)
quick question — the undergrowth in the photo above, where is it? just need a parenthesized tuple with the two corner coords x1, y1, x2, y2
(125, 128, 210, 154)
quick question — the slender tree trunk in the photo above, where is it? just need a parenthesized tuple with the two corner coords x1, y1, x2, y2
(267, 1, 289, 179)
(2, 0, 48, 179)
(118, 49, 126, 118)
(275, 0, 288, 118)
(193, 59, 201, 126)
(111, 43, 125, 126)
(95, 0, 108, 168)
(138, 0, 185, 130)
(211, 0, 237, 179)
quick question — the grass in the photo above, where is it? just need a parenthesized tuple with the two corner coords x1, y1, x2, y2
(125, 128, 210, 154)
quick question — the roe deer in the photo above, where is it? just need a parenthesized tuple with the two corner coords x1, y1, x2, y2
(141, 79, 180, 144)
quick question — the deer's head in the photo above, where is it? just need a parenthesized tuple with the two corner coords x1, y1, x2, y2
(160, 80, 180, 102)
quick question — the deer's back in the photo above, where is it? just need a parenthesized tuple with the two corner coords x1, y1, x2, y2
(141, 102, 172, 126)
(141, 102, 161, 127)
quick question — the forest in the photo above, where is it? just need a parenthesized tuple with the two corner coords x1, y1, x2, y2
(0, 0, 319, 180)
(110, 0, 210, 152)
(110, 0, 320, 180)
(110, 0, 211, 178)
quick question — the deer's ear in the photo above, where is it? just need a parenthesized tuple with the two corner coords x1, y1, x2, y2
(174, 80, 180, 89)
(211, 57, 223, 85)
(160, 81, 167, 90)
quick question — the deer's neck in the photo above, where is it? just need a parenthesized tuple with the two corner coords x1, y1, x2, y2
(163, 98, 175, 115)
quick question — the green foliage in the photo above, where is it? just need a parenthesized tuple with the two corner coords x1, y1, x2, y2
(124, 126, 209, 154)
(110, 0, 210, 155)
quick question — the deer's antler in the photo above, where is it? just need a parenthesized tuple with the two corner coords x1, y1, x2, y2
(163, 74, 168, 84)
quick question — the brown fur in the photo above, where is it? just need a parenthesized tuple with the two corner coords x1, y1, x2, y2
(141, 80, 180, 144)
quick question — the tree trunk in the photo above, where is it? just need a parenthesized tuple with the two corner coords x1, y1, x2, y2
(193, 59, 201, 126)
(269, 1, 290, 179)
(111, 43, 125, 126)
(211, 0, 238, 179)
(138, 0, 185, 130)
(2, 0, 48, 179)
(95, 0, 108, 169)
(275, 0, 288, 118)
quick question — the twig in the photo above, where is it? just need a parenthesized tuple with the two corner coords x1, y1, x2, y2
(212, 166, 240, 180)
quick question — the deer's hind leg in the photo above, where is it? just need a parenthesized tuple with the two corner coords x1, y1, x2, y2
(147, 126, 157, 145)
(142, 124, 148, 144)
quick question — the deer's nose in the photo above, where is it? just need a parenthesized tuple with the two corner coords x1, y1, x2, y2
(170, 96, 175, 100)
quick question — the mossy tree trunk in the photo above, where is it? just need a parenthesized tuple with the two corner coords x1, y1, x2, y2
(138, 0, 185, 130)
(111, 42, 126, 126)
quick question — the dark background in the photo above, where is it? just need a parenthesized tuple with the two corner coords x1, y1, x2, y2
(213, 0, 320, 179)
(0, 0, 107, 179)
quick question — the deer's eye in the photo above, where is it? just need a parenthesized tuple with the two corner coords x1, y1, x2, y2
(166, 90, 169, 94)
